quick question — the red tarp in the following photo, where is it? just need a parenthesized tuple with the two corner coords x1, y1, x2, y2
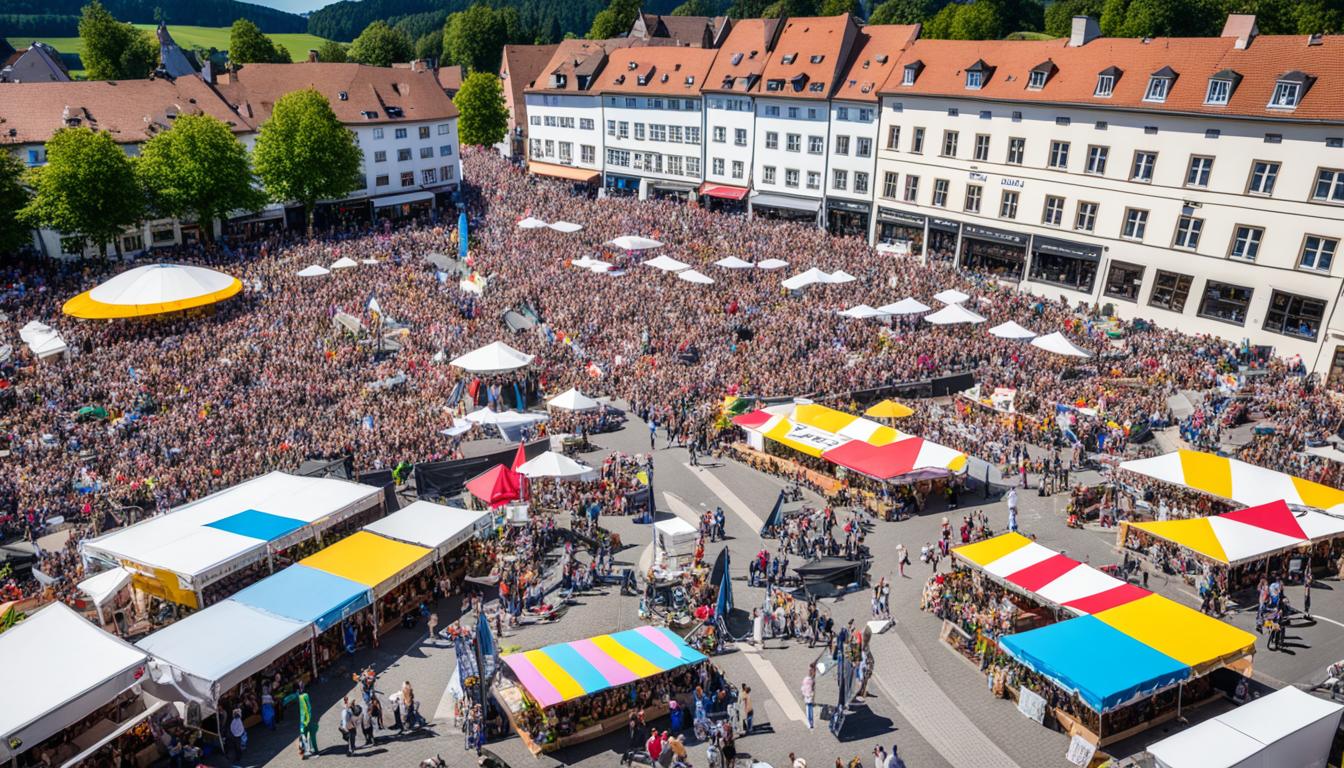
(465, 464, 521, 508)
(732, 409, 774, 429)
(1006, 554, 1081, 593)
(820, 438, 924, 481)
(700, 183, 750, 201)
(1061, 583, 1152, 615)
(1220, 499, 1306, 540)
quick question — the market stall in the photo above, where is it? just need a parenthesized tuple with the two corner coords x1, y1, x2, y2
(1118, 450, 1344, 510)
(299, 531, 436, 633)
(229, 564, 373, 633)
(76, 565, 133, 627)
(953, 532, 1151, 615)
(362, 500, 491, 558)
(1146, 686, 1344, 768)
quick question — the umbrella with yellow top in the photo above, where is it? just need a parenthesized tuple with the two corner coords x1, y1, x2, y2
(63, 263, 242, 319)
(865, 399, 914, 419)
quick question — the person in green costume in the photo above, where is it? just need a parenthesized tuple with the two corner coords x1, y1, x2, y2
(298, 684, 318, 758)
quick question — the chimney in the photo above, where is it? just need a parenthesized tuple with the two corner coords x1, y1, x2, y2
(1068, 16, 1100, 47)
(1220, 14, 1258, 49)
(307, 49, 319, 63)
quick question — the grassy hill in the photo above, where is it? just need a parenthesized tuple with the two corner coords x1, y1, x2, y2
(6, 24, 332, 75)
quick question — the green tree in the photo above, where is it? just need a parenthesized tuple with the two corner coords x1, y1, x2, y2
(135, 114, 264, 243)
(251, 89, 362, 236)
(951, 0, 1003, 37)
(229, 18, 289, 64)
(1044, 0, 1105, 36)
(727, 0, 774, 16)
(20, 128, 143, 257)
(444, 5, 508, 73)
(316, 39, 348, 63)
(347, 19, 412, 67)
(820, 0, 860, 13)
(761, 0, 820, 16)
(0, 152, 31, 256)
(587, 0, 640, 39)
(415, 29, 443, 61)
(670, 0, 713, 14)
(1098, 0, 1129, 34)
(454, 71, 509, 147)
(921, 2, 960, 36)
(1290, 0, 1344, 32)
(869, 0, 933, 24)
(78, 0, 157, 80)
(539, 14, 563, 43)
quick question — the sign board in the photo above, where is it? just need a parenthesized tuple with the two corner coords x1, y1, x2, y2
(1017, 686, 1047, 724)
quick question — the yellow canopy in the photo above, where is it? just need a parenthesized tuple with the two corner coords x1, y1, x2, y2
(63, 264, 243, 319)
(1094, 593, 1256, 673)
(865, 399, 914, 419)
(792, 403, 860, 435)
(300, 531, 433, 598)
(952, 531, 1031, 567)
(1129, 518, 1229, 564)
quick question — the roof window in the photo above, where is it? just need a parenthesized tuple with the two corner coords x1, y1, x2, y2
(1094, 66, 1121, 97)
(1269, 70, 1314, 109)
(338, 91, 348, 101)
(901, 60, 923, 86)
(781, 53, 797, 64)
(809, 54, 823, 64)
(808, 82, 824, 92)
(361, 110, 378, 119)
(731, 53, 743, 65)
(1204, 69, 1240, 105)
(1144, 67, 1176, 103)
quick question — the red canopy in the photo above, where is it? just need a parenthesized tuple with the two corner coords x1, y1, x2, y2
(466, 464, 521, 508)
(1219, 499, 1306, 540)
(821, 438, 924, 481)
(700, 183, 749, 201)
(1061, 583, 1151, 615)
(731, 409, 773, 429)
(1006, 554, 1080, 592)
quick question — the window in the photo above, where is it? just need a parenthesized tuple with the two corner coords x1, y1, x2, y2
(911, 127, 925, 154)
(786, 134, 801, 152)
(1131, 151, 1157, 182)
(635, 123, 646, 141)
(854, 172, 869, 194)
(372, 128, 384, 139)
(942, 130, 959, 157)
(999, 190, 1018, 219)
(887, 125, 900, 150)
(788, 107, 798, 119)
(607, 120, 616, 136)
(903, 175, 920, 202)
(1042, 195, 1065, 226)
(883, 172, 899, 199)
(400, 171, 414, 187)
(1247, 161, 1279, 195)
(1265, 290, 1326, 339)
(1144, 76, 1171, 102)
(418, 126, 431, 139)
(902, 67, 916, 86)
(419, 147, 433, 159)
(835, 135, 850, 155)
(529, 139, 541, 157)
(581, 145, 595, 164)
(1198, 281, 1252, 325)
(1122, 208, 1148, 240)
(765, 131, 779, 150)
(374, 150, 387, 162)
(1006, 137, 1025, 165)
(1095, 73, 1115, 97)
(763, 166, 776, 185)
(372, 173, 389, 187)
(1174, 215, 1203, 249)
(558, 142, 571, 163)
(974, 134, 990, 161)
(732, 161, 744, 179)
(1314, 169, 1344, 203)
(764, 105, 780, 116)
(735, 129, 747, 146)
(832, 169, 847, 190)
(606, 149, 630, 167)
(1105, 262, 1144, 302)
(1186, 156, 1213, 187)
(1148, 270, 1193, 312)
(1028, 69, 1047, 89)
(1301, 235, 1338, 271)
(421, 168, 437, 184)
(618, 122, 629, 139)
(808, 135, 823, 154)
(1230, 226, 1263, 260)
(964, 184, 982, 213)
(932, 179, 949, 207)
(580, 118, 593, 130)
(966, 70, 984, 89)
(1074, 202, 1098, 232)
(1085, 145, 1108, 175)
(713, 158, 725, 175)
(667, 156, 683, 176)
(397, 148, 412, 161)
(857, 138, 872, 158)
(806, 171, 820, 190)
(713, 126, 726, 143)
(440, 145, 454, 157)
(394, 128, 408, 139)
(1048, 141, 1069, 169)
(1206, 78, 1232, 105)
(1270, 80, 1301, 108)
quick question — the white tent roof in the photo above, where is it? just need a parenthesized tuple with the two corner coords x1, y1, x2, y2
(546, 387, 599, 412)
(587, 260, 614, 273)
(362, 500, 489, 556)
(839, 304, 888, 320)
(714, 256, 754, 269)
(296, 264, 330, 277)
(78, 566, 132, 608)
(933, 289, 970, 304)
(361, 258, 381, 265)
(829, 270, 857, 284)
(330, 256, 358, 270)
(924, 304, 987, 325)
(878, 298, 931, 315)
(607, 235, 663, 250)
(989, 320, 1038, 340)
(137, 600, 310, 710)
(449, 341, 534, 373)
(1031, 331, 1092, 357)
(0, 603, 150, 761)
(571, 256, 597, 269)
(644, 255, 691, 272)
(25, 327, 67, 359)
(782, 267, 833, 290)
(756, 258, 789, 270)
(549, 221, 583, 233)
(1147, 686, 1344, 768)
(464, 408, 548, 429)
(677, 269, 715, 285)
(654, 517, 697, 537)
(517, 216, 549, 229)
(18, 320, 51, 343)
(516, 450, 595, 479)
(87, 264, 238, 306)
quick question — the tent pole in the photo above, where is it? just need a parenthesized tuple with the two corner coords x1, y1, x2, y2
(310, 634, 319, 681)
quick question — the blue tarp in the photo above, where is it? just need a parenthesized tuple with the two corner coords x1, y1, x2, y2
(230, 564, 373, 632)
(205, 509, 307, 542)
(997, 615, 1190, 712)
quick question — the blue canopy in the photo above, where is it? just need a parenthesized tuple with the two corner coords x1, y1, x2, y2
(997, 615, 1189, 712)
(230, 564, 372, 632)
(205, 509, 307, 542)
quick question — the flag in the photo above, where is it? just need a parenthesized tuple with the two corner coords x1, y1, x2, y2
(475, 610, 497, 679)
(457, 210, 469, 260)
(512, 442, 528, 501)
(714, 549, 732, 618)
(367, 295, 382, 317)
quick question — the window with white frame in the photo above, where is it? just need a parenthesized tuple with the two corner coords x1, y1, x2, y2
(785, 168, 799, 188)
(1122, 208, 1148, 240)
(580, 118, 594, 130)
(942, 130, 958, 157)
(806, 171, 820, 190)
(437, 123, 451, 135)
(1314, 169, 1344, 203)
(1095, 73, 1115, 97)
(1270, 80, 1301, 108)
(1229, 225, 1263, 260)
(857, 138, 871, 157)
(765, 132, 778, 150)
(973, 134, 990, 161)
(581, 145, 595, 164)
(1248, 161, 1279, 195)
(786, 133, 801, 152)
(1006, 137, 1025, 165)
(932, 179, 948, 207)
(964, 184, 982, 213)
(607, 120, 615, 136)
(763, 166, 776, 184)
(1075, 201, 1098, 232)
(713, 158, 725, 175)
(1144, 75, 1171, 102)
(735, 128, 747, 146)
(834, 135, 850, 155)
(1186, 156, 1213, 187)
(808, 135, 823, 154)
(911, 127, 924, 153)
(1300, 235, 1338, 271)
(1042, 195, 1064, 225)
(833, 169, 847, 190)
(887, 125, 900, 150)
(1085, 145, 1108, 175)
(713, 126, 726, 143)
(966, 70, 984, 89)
(999, 190, 1018, 219)
(1131, 151, 1156, 181)
(903, 175, 919, 202)
(854, 171, 869, 194)
(1205, 78, 1232, 105)
(732, 160, 744, 178)
(1048, 140, 1069, 169)
(883, 172, 899, 199)
(1174, 215, 1203, 249)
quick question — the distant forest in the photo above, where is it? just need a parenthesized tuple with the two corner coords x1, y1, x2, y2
(1, 0, 306, 38)
(307, 0, 680, 42)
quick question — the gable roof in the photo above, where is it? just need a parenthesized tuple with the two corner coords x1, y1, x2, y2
(436, 64, 464, 93)
(0, 42, 71, 84)
(500, 43, 559, 122)
(633, 12, 726, 48)
(833, 23, 919, 103)
(529, 38, 636, 93)
(596, 45, 719, 97)
(213, 62, 458, 125)
(756, 14, 860, 100)
(702, 18, 782, 94)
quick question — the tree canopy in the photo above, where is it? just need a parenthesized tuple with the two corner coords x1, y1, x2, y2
(587, 0, 639, 39)
(0, 152, 31, 257)
(669, 0, 712, 15)
(135, 114, 265, 242)
(78, 0, 156, 80)
(252, 89, 363, 235)
(315, 39, 349, 63)
(347, 19, 413, 67)
(229, 18, 290, 64)
(20, 127, 143, 255)
(443, 4, 510, 73)
(454, 71, 509, 147)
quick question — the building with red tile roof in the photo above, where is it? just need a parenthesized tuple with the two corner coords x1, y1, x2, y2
(499, 44, 559, 159)
(701, 19, 784, 204)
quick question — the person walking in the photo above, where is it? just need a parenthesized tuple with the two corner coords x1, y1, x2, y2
(896, 543, 908, 578)
(649, 418, 658, 450)
(297, 685, 318, 759)
(1007, 487, 1018, 532)
(360, 697, 375, 747)
(741, 684, 754, 734)
(338, 698, 357, 756)
(802, 664, 816, 729)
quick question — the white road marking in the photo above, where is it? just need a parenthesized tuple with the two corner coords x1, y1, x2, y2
(735, 642, 806, 722)
(687, 465, 767, 531)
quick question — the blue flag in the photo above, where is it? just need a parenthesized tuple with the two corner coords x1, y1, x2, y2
(457, 210, 469, 260)
(715, 549, 733, 618)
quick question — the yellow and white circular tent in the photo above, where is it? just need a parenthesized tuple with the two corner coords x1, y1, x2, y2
(63, 264, 242, 319)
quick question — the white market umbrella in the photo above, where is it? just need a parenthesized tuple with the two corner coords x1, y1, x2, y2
(517, 216, 549, 229)
(608, 235, 663, 250)
(781, 268, 833, 290)
(714, 256, 755, 269)
(1031, 331, 1092, 358)
(923, 304, 986, 325)
(361, 258, 381, 265)
(988, 320, 1038, 340)
(587, 260, 614, 273)
(677, 269, 715, 285)
(571, 257, 597, 269)
(547, 387, 599, 412)
(756, 258, 789, 270)
(449, 341, 535, 373)
(549, 221, 583, 233)
(828, 270, 858, 284)
(643, 255, 691, 272)
(933, 289, 970, 305)
(297, 264, 330, 277)
(878, 298, 931, 315)
(839, 304, 887, 320)
(330, 256, 359, 270)
(517, 450, 595, 480)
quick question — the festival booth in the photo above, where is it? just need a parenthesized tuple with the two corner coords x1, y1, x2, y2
(494, 626, 710, 755)
(62, 264, 242, 320)
(300, 531, 436, 636)
(1145, 686, 1344, 768)
(19, 320, 69, 361)
(653, 517, 698, 570)
(82, 472, 384, 609)
(76, 565, 134, 628)
(362, 500, 492, 584)
(1118, 450, 1344, 511)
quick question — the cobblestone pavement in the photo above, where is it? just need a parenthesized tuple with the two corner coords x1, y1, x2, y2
(229, 410, 1343, 768)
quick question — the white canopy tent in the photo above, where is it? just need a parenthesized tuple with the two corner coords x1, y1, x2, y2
(839, 304, 888, 320)
(988, 320, 1038, 340)
(546, 387, 600, 412)
(449, 341, 534, 373)
(77, 566, 132, 624)
(516, 450, 595, 480)
(653, 517, 698, 565)
(330, 256, 358, 270)
(19, 320, 51, 343)
(677, 269, 715, 285)
(756, 258, 789, 270)
(24, 325, 68, 360)
(76, 264, 241, 311)
(1146, 686, 1343, 768)
(362, 500, 490, 557)
(464, 408, 548, 430)
(933, 289, 970, 304)
(878, 298, 931, 315)
(587, 260, 614, 273)
(643, 255, 691, 272)
(361, 258, 381, 265)
(1030, 331, 1092, 357)
(714, 256, 754, 269)
(516, 217, 549, 229)
(607, 236, 663, 250)
(296, 264, 330, 277)
(923, 304, 987, 325)
(781, 268, 834, 290)
(549, 221, 583, 233)
(0, 603, 150, 762)
(829, 270, 858, 284)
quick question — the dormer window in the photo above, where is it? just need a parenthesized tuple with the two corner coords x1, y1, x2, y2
(1269, 71, 1312, 109)
(1205, 69, 1241, 105)
(361, 111, 378, 119)
(1144, 67, 1175, 102)
(1028, 70, 1046, 89)
(809, 54, 823, 64)
(1094, 67, 1121, 97)
(685, 76, 694, 85)
(966, 71, 983, 89)
(766, 79, 784, 91)
(964, 60, 993, 90)
(781, 53, 797, 64)
(807, 82, 824, 92)
(901, 60, 923, 86)
(553, 74, 567, 88)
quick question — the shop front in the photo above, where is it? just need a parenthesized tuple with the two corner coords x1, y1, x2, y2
(826, 198, 872, 239)
(604, 173, 641, 198)
(699, 182, 749, 214)
(1028, 235, 1103, 294)
(875, 207, 926, 255)
(750, 192, 821, 224)
(649, 180, 697, 203)
(959, 223, 1029, 281)
(225, 205, 288, 240)
(927, 217, 960, 262)
(528, 161, 601, 195)
(373, 191, 435, 223)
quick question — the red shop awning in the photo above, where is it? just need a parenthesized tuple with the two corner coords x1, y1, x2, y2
(700, 183, 749, 201)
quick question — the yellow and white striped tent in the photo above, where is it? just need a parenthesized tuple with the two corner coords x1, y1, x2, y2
(1118, 449, 1344, 510)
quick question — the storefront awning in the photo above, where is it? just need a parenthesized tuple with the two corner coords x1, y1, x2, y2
(750, 192, 821, 213)
(372, 191, 434, 209)
(700, 183, 749, 201)
(650, 180, 697, 192)
(528, 162, 600, 183)
(1031, 234, 1102, 261)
